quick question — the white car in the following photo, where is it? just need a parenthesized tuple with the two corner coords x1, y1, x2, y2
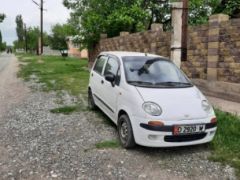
(88, 51, 217, 148)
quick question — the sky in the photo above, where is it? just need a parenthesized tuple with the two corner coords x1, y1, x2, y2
(0, 0, 70, 45)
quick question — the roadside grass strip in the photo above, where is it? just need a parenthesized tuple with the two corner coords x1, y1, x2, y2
(17, 54, 89, 96)
(211, 109, 240, 175)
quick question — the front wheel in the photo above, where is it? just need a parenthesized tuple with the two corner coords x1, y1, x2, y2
(118, 114, 136, 149)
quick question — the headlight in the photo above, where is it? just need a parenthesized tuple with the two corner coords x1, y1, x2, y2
(202, 100, 211, 112)
(142, 102, 162, 116)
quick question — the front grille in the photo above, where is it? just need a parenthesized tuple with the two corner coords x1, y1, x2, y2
(164, 133, 207, 143)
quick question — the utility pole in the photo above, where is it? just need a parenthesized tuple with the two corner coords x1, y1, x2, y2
(32, 0, 45, 55)
(40, 0, 43, 54)
(24, 23, 28, 53)
(153, 0, 189, 62)
(181, 0, 188, 61)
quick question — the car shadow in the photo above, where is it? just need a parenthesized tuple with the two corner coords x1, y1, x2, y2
(132, 143, 212, 157)
(90, 107, 117, 129)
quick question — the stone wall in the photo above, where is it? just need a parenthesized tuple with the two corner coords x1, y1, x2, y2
(218, 19, 240, 82)
(182, 24, 209, 79)
(89, 14, 240, 84)
(89, 24, 171, 66)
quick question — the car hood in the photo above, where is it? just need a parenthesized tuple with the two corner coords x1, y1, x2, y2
(136, 86, 208, 121)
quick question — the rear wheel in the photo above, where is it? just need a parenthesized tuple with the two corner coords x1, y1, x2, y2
(118, 114, 136, 149)
(88, 89, 97, 110)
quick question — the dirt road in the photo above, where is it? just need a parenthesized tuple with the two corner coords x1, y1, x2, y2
(0, 53, 29, 119)
(0, 53, 237, 180)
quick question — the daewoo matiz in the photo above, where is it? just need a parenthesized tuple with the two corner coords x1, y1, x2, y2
(88, 51, 217, 148)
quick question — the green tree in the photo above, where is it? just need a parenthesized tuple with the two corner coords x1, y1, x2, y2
(13, 40, 24, 50)
(189, 0, 240, 25)
(15, 15, 25, 48)
(63, 0, 240, 49)
(214, 0, 240, 18)
(24, 27, 49, 52)
(14, 21, 49, 51)
(49, 23, 76, 50)
(1, 42, 7, 51)
(26, 27, 39, 51)
(188, 0, 213, 25)
(0, 31, 3, 51)
(64, 0, 150, 49)
(0, 31, 7, 51)
(0, 30, 2, 47)
(138, 0, 171, 29)
(0, 13, 5, 23)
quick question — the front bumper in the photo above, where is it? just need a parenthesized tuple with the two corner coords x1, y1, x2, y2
(131, 116, 217, 147)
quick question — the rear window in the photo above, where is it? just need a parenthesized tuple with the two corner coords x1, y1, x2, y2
(93, 56, 107, 74)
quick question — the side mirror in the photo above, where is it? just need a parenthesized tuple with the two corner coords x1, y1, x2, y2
(105, 74, 115, 86)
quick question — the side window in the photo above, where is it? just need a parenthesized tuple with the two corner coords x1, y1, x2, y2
(104, 57, 119, 76)
(93, 56, 107, 74)
(104, 57, 121, 85)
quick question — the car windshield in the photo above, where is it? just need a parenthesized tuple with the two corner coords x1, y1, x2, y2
(122, 56, 193, 88)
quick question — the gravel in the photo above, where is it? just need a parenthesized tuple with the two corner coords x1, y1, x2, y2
(0, 89, 237, 180)
(0, 55, 237, 179)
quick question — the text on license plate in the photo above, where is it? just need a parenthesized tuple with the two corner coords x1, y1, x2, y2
(173, 124, 205, 135)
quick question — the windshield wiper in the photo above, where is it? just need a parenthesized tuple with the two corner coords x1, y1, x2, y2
(156, 82, 192, 86)
(127, 81, 153, 85)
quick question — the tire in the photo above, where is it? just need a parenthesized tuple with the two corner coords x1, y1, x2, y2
(118, 114, 136, 149)
(88, 89, 97, 110)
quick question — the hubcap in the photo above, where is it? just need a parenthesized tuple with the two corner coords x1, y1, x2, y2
(120, 121, 128, 143)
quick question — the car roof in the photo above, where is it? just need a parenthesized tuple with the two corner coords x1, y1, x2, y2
(100, 51, 167, 59)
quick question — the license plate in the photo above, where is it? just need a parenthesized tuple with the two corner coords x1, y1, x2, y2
(173, 124, 205, 135)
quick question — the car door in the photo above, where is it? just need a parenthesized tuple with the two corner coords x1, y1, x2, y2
(101, 55, 121, 122)
(90, 55, 108, 106)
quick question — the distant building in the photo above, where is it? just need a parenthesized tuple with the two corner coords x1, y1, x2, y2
(43, 46, 61, 56)
(66, 36, 88, 59)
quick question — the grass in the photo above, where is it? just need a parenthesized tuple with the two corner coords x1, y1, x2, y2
(95, 140, 120, 149)
(17, 53, 89, 96)
(50, 104, 89, 115)
(50, 105, 79, 115)
(210, 109, 240, 175)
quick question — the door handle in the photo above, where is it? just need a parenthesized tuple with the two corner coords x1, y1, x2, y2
(101, 80, 104, 84)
